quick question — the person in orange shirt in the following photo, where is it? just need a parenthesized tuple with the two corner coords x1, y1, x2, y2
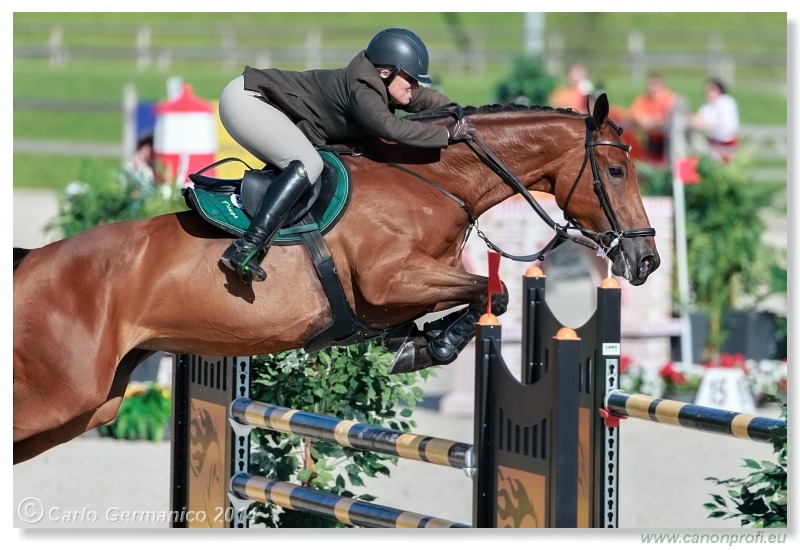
(629, 73, 676, 165)
(549, 64, 593, 113)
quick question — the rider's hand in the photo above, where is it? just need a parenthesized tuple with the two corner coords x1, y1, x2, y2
(447, 118, 476, 143)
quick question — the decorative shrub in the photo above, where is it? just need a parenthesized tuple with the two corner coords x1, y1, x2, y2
(98, 383, 171, 441)
(48, 166, 184, 239)
(705, 405, 787, 527)
(247, 340, 432, 528)
(683, 156, 783, 354)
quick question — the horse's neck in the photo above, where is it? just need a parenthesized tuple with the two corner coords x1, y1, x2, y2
(434, 114, 584, 218)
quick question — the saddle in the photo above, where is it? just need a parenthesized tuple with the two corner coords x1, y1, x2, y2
(184, 150, 349, 245)
(183, 149, 381, 352)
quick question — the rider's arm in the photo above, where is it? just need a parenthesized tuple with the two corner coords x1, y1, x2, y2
(349, 84, 449, 148)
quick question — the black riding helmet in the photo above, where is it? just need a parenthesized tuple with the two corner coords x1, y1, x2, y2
(365, 28, 432, 85)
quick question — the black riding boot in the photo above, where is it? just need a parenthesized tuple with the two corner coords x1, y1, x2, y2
(221, 160, 313, 284)
(424, 307, 483, 365)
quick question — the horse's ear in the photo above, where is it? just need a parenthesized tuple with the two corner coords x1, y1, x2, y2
(592, 93, 609, 128)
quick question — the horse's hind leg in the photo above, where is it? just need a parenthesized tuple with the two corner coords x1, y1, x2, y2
(13, 348, 153, 464)
(15, 409, 105, 464)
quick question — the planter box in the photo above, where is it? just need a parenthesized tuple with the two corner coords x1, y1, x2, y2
(671, 310, 784, 363)
(721, 310, 781, 361)
(669, 312, 709, 364)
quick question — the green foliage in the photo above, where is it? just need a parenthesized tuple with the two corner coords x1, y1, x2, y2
(635, 162, 673, 197)
(683, 156, 782, 353)
(98, 384, 172, 441)
(705, 406, 787, 527)
(247, 340, 432, 528)
(636, 159, 786, 356)
(495, 55, 556, 106)
(48, 166, 186, 239)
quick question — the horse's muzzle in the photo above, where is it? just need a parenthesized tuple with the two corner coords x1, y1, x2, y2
(615, 238, 660, 286)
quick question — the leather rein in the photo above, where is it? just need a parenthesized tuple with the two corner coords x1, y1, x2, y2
(397, 107, 656, 263)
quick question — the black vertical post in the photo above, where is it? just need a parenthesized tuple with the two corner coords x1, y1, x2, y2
(169, 355, 250, 528)
(473, 317, 501, 528)
(521, 267, 546, 384)
(170, 354, 191, 528)
(593, 279, 622, 527)
(550, 331, 580, 527)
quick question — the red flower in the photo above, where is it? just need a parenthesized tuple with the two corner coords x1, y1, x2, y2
(659, 361, 688, 385)
(718, 353, 745, 368)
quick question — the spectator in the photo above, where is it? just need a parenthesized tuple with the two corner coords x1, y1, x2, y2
(689, 77, 740, 162)
(629, 73, 676, 166)
(549, 64, 593, 113)
(124, 133, 156, 192)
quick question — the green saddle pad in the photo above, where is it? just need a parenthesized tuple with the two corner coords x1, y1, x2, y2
(183, 150, 350, 245)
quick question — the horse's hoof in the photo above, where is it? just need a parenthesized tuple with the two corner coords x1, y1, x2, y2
(490, 281, 510, 316)
(388, 341, 433, 374)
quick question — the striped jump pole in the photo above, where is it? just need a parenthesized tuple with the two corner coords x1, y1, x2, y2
(230, 474, 469, 528)
(604, 390, 786, 444)
(230, 398, 474, 470)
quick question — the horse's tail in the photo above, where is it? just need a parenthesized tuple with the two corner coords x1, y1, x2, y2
(14, 247, 33, 272)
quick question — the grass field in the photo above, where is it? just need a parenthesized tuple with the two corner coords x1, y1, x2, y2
(13, 12, 788, 190)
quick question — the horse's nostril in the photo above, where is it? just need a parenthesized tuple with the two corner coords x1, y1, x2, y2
(638, 254, 659, 277)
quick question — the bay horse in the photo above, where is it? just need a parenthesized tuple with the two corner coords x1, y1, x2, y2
(13, 94, 659, 464)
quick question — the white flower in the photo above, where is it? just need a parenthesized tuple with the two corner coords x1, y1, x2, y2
(745, 359, 787, 396)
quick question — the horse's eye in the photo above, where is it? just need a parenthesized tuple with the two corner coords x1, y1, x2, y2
(609, 167, 625, 179)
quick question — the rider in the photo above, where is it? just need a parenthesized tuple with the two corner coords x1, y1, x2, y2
(218, 27, 476, 283)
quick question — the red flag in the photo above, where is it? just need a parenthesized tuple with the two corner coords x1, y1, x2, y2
(487, 251, 502, 314)
(676, 156, 701, 184)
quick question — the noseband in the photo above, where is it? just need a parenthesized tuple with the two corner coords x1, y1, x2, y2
(467, 115, 656, 263)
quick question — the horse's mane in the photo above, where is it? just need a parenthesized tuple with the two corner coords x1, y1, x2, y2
(408, 102, 582, 120)
(408, 102, 623, 136)
(462, 103, 584, 117)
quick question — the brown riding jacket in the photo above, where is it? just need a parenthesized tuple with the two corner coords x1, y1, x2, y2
(243, 51, 452, 148)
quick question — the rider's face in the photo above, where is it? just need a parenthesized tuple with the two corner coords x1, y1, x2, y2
(384, 71, 419, 105)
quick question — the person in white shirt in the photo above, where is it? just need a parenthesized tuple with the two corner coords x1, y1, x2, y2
(689, 78, 740, 162)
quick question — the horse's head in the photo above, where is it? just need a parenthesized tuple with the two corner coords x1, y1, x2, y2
(394, 100, 659, 286)
(551, 93, 660, 285)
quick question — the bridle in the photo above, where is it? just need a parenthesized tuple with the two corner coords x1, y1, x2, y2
(395, 104, 656, 263)
(465, 114, 656, 263)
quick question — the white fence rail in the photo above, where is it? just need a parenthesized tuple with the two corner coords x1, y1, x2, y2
(14, 23, 787, 84)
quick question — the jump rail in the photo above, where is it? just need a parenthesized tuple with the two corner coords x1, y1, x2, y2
(605, 390, 785, 444)
(230, 398, 474, 469)
(230, 474, 470, 528)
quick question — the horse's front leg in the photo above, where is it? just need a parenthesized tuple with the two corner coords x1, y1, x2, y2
(357, 255, 507, 317)
(384, 279, 508, 374)
(423, 279, 508, 355)
(360, 256, 508, 373)
(370, 260, 508, 374)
